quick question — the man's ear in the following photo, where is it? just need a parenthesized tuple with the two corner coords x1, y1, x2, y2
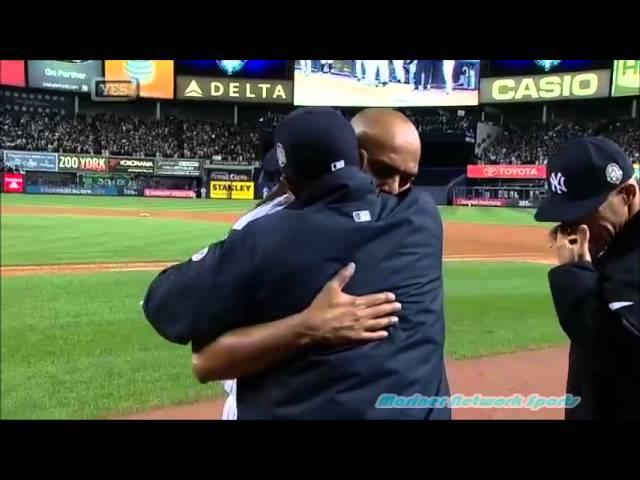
(359, 148, 368, 172)
(620, 180, 638, 206)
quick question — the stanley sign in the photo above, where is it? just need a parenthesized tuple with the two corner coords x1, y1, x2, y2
(480, 69, 611, 103)
(209, 181, 255, 199)
(177, 76, 293, 104)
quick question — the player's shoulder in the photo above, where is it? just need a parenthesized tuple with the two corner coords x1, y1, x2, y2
(391, 187, 441, 218)
(232, 194, 292, 232)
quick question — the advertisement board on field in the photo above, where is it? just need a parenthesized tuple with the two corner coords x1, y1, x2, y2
(58, 154, 108, 173)
(209, 168, 253, 182)
(155, 159, 201, 177)
(452, 197, 541, 208)
(2, 173, 25, 193)
(467, 164, 547, 179)
(209, 181, 254, 200)
(143, 189, 195, 198)
(108, 157, 155, 174)
(26, 185, 119, 196)
(4, 151, 58, 171)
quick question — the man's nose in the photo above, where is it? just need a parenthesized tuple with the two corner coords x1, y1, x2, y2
(380, 177, 400, 195)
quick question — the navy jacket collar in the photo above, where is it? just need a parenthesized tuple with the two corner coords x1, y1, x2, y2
(288, 167, 376, 209)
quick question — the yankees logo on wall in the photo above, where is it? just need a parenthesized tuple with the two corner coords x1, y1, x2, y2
(549, 172, 568, 194)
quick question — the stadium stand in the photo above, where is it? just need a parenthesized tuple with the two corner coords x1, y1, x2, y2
(477, 119, 640, 165)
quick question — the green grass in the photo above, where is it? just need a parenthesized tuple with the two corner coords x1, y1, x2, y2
(0, 262, 565, 419)
(0, 271, 223, 420)
(1, 193, 257, 213)
(1, 215, 232, 266)
(444, 261, 564, 359)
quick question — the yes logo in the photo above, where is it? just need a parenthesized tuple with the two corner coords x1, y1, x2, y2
(549, 172, 568, 194)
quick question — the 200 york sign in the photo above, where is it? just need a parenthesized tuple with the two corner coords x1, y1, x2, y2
(58, 154, 108, 172)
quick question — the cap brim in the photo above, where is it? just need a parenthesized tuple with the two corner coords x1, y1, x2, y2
(534, 191, 609, 223)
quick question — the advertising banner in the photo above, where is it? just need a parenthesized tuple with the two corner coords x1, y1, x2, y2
(177, 75, 293, 104)
(453, 197, 541, 208)
(108, 157, 155, 174)
(203, 158, 254, 167)
(209, 181, 255, 200)
(58, 154, 108, 173)
(0, 60, 26, 87)
(467, 165, 547, 179)
(27, 60, 102, 93)
(82, 174, 132, 189)
(480, 69, 611, 103)
(453, 198, 508, 207)
(26, 185, 119, 196)
(143, 189, 195, 199)
(2, 173, 25, 193)
(209, 169, 253, 182)
(4, 151, 58, 172)
(155, 159, 201, 177)
(611, 60, 640, 97)
(105, 60, 174, 99)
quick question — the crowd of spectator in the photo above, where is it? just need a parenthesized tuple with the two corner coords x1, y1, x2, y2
(478, 119, 640, 165)
(3, 109, 637, 169)
(0, 112, 261, 163)
(404, 110, 476, 137)
(182, 119, 259, 162)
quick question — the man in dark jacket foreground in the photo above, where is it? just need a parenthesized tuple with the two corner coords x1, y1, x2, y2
(144, 108, 449, 419)
(535, 136, 640, 419)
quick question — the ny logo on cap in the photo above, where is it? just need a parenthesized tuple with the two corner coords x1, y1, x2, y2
(549, 172, 568, 195)
(605, 163, 623, 185)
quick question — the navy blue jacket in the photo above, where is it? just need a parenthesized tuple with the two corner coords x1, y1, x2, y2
(144, 167, 450, 419)
(548, 212, 640, 419)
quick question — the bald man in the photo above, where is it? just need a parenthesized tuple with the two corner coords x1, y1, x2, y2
(257, 108, 420, 205)
(352, 108, 420, 195)
(193, 109, 448, 419)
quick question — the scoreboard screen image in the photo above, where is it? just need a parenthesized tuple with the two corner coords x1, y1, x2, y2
(294, 60, 480, 107)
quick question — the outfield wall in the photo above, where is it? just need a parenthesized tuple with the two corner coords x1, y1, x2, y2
(1, 149, 261, 200)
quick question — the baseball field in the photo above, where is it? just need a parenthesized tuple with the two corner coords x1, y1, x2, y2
(0, 193, 569, 420)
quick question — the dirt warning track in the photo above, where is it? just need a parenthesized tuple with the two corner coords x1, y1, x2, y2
(119, 346, 569, 420)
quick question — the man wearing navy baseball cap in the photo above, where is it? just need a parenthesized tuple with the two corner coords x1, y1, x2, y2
(536, 136, 640, 419)
(144, 107, 450, 419)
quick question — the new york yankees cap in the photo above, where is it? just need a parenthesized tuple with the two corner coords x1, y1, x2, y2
(273, 107, 360, 184)
(535, 136, 634, 223)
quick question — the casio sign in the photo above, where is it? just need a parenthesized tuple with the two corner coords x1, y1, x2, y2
(483, 70, 610, 103)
